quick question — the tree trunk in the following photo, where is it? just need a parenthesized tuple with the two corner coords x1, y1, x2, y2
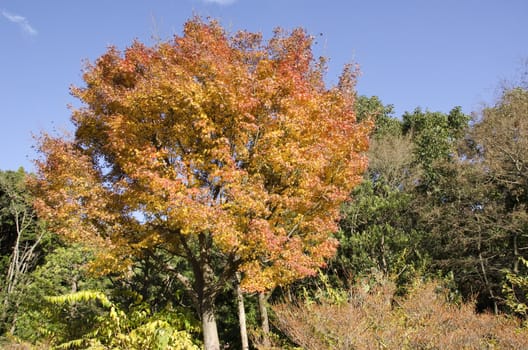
(258, 291, 271, 348)
(477, 216, 498, 314)
(513, 232, 520, 273)
(236, 273, 249, 350)
(173, 233, 224, 350)
(201, 259, 221, 350)
(202, 306, 220, 350)
(176, 270, 221, 350)
(380, 234, 388, 275)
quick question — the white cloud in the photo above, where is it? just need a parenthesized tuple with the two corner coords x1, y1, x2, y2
(202, 0, 237, 5)
(2, 9, 38, 36)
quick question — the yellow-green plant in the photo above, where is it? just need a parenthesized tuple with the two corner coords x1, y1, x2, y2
(46, 290, 199, 350)
(503, 257, 528, 318)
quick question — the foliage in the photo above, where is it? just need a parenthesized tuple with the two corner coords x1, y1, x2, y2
(402, 106, 469, 188)
(5, 14, 527, 349)
(45, 290, 199, 350)
(333, 98, 427, 289)
(272, 277, 528, 350)
(336, 180, 425, 284)
(355, 95, 400, 137)
(0, 168, 50, 335)
(337, 91, 523, 316)
(1, 169, 26, 264)
(109, 249, 191, 316)
(14, 244, 109, 343)
(0, 169, 35, 261)
(472, 87, 528, 208)
(418, 87, 528, 312)
(31, 17, 371, 348)
(504, 257, 528, 317)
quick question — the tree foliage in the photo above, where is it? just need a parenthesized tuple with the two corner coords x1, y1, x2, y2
(31, 18, 371, 348)
(330, 98, 425, 287)
(463, 86, 528, 310)
(0, 168, 49, 335)
(402, 106, 469, 188)
(13, 244, 109, 342)
(407, 87, 528, 312)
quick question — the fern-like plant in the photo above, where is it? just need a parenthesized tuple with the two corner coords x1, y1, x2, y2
(46, 290, 199, 350)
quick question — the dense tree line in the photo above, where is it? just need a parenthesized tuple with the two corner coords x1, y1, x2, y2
(335, 88, 528, 315)
(1, 18, 528, 349)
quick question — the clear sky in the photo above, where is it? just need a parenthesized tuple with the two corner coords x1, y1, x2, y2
(1, 0, 527, 171)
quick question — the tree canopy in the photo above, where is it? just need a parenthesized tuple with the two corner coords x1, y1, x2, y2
(31, 18, 371, 349)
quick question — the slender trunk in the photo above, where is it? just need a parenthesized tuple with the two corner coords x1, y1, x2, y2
(258, 291, 271, 348)
(286, 287, 292, 303)
(202, 306, 220, 350)
(478, 251, 498, 314)
(477, 217, 498, 314)
(9, 315, 17, 334)
(236, 273, 249, 350)
(380, 234, 388, 275)
(8, 297, 21, 335)
(513, 232, 520, 273)
(1, 208, 42, 332)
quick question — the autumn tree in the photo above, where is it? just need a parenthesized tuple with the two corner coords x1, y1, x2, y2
(31, 18, 370, 349)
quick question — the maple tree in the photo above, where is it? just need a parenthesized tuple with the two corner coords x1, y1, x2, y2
(31, 18, 370, 349)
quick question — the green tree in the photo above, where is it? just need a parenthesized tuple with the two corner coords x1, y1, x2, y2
(407, 88, 528, 313)
(336, 103, 476, 300)
(416, 158, 507, 312)
(355, 95, 401, 137)
(0, 168, 48, 335)
(333, 97, 424, 286)
(402, 106, 469, 189)
(14, 244, 109, 343)
(503, 257, 528, 317)
(462, 86, 528, 311)
(337, 180, 424, 282)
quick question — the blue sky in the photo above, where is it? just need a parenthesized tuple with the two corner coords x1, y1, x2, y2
(1, 0, 527, 171)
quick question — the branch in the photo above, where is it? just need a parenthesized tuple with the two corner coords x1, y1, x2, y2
(165, 265, 199, 307)
(216, 252, 242, 291)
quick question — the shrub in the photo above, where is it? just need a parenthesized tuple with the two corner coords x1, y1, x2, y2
(272, 277, 528, 349)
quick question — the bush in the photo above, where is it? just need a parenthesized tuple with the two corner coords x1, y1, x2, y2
(272, 277, 528, 349)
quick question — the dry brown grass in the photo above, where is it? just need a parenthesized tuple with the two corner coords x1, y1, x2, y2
(0, 340, 49, 350)
(271, 279, 528, 350)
